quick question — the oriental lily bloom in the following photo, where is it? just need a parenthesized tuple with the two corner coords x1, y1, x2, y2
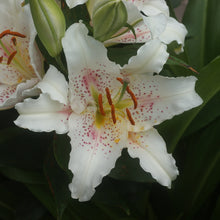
(0, 0, 44, 110)
(105, 1, 187, 53)
(14, 23, 202, 201)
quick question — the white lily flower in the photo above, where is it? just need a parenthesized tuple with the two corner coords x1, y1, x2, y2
(106, 1, 187, 53)
(14, 23, 202, 201)
(65, 0, 87, 8)
(0, 0, 44, 110)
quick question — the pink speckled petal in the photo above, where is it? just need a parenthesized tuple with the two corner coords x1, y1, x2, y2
(126, 75, 203, 132)
(127, 0, 169, 16)
(62, 23, 120, 113)
(0, 0, 43, 91)
(65, 0, 87, 8)
(68, 110, 127, 201)
(14, 94, 70, 134)
(36, 65, 68, 105)
(105, 20, 152, 45)
(0, 78, 39, 110)
(127, 128, 178, 188)
(121, 39, 169, 76)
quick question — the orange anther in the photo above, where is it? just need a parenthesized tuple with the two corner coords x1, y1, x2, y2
(126, 108, 135, 125)
(126, 86, 138, 109)
(7, 51, 17, 65)
(11, 37, 17, 46)
(0, 56, 3, 63)
(0, 29, 26, 39)
(116, 77, 124, 84)
(111, 104, 116, 124)
(105, 87, 112, 105)
(98, 94, 105, 116)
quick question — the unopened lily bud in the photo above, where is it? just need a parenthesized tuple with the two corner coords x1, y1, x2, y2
(91, 0, 127, 42)
(29, 0, 66, 57)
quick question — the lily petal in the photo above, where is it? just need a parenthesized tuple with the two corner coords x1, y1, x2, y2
(14, 94, 70, 134)
(159, 16, 188, 53)
(68, 110, 127, 201)
(62, 23, 120, 113)
(127, 128, 178, 188)
(127, 0, 169, 16)
(122, 39, 169, 75)
(36, 65, 68, 105)
(65, 0, 87, 8)
(0, 78, 38, 110)
(126, 75, 203, 132)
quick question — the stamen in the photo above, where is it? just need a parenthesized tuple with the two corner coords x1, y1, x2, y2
(0, 30, 26, 39)
(7, 51, 17, 65)
(111, 104, 116, 124)
(105, 87, 112, 105)
(116, 77, 124, 84)
(98, 94, 105, 116)
(126, 108, 135, 125)
(126, 86, 138, 109)
(0, 56, 3, 63)
(11, 37, 17, 46)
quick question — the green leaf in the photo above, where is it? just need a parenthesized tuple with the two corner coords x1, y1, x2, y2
(183, 0, 220, 69)
(26, 184, 57, 218)
(108, 44, 142, 66)
(44, 137, 71, 219)
(0, 167, 45, 184)
(184, 92, 220, 136)
(172, 118, 220, 219)
(0, 127, 51, 169)
(157, 56, 220, 152)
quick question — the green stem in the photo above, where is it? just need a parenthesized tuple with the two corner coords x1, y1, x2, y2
(55, 54, 68, 76)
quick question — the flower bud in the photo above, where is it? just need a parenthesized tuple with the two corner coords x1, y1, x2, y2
(29, 0, 66, 57)
(90, 0, 127, 42)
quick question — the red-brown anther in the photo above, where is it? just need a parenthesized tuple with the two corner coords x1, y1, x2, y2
(0, 56, 3, 63)
(105, 87, 113, 105)
(7, 51, 17, 65)
(98, 94, 105, 116)
(111, 104, 116, 124)
(11, 37, 17, 46)
(116, 77, 124, 84)
(0, 30, 26, 39)
(126, 86, 138, 109)
(126, 108, 135, 125)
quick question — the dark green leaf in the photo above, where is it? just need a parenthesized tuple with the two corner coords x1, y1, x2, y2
(0, 127, 51, 169)
(183, 0, 220, 70)
(109, 149, 155, 183)
(0, 167, 45, 184)
(26, 184, 57, 218)
(44, 136, 71, 219)
(172, 118, 220, 219)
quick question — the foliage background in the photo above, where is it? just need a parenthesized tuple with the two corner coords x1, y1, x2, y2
(0, 0, 219, 219)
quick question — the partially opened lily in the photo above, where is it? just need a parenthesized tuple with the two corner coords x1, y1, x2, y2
(105, 1, 187, 53)
(15, 23, 202, 201)
(0, 0, 44, 110)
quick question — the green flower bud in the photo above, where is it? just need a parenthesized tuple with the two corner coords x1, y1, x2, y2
(29, 0, 66, 57)
(90, 0, 128, 42)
